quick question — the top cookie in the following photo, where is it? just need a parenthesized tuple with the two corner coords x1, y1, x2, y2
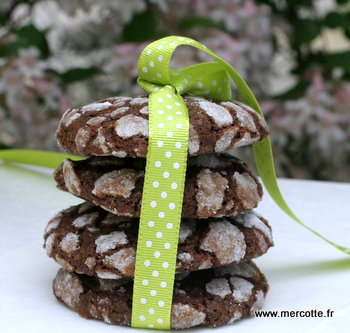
(56, 95, 269, 157)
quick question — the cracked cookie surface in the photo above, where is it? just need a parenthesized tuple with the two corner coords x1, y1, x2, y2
(54, 154, 263, 218)
(55, 95, 269, 158)
(53, 260, 269, 328)
(44, 202, 273, 279)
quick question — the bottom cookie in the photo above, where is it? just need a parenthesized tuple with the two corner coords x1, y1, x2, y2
(53, 261, 268, 329)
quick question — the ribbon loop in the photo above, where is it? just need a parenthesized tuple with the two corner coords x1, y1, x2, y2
(138, 36, 233, 101)
(138, 62, 231, 101)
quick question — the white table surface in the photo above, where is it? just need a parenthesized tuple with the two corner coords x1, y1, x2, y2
(1, 162, 350, 333)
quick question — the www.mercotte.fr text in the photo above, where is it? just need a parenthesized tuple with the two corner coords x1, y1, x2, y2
(255, 309, 334, 318)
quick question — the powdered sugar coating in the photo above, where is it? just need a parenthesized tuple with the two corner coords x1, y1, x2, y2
(198, 100, 233, 127)
(60, 232, 79, 253)
(72, 212, 99, 228)
(112, 97, 132, 104)
(45, 232, 56, 256)
(251, 290, 265, 313)
(234, 106, 256, 131)
(100, 214, 133, 227)
(95, 231, 128, 253)
(215, 130, 237, 152)
(96, 271, 121, 279)
(177, 252, 193, 264)
(200, 221, 246, 264)
(188, 124, 200, 155)
(206, 278, 231, 298)
(222, 101, 256, 131)
(81, 101, 112, 113)
(64, 112, 81, 127)
(62, 159, 81, 196)
(85, 257, 96, 269)
(129, 97, 148, 105)
(96, 269, 122, 280)
(45, 216, 61, 233)
(75, 128, 91, 151)
(227, 311, 242, 324)
(230, 277, 254, 302)
(178, 219, 195, 242)
(92, 128, 109, 153)
(233, 132, 256, 148)
(196, 169, 228, 218)
(110, 107, 129, 118)
(53, 269, 84, 311)
(86, 116, 106, 126)
(114, 114, 148, 138)
(235, 211, 273, 243)
(198, 260, 213, 270)
(103, 248, 135, 276)
(55, 255, 74, 271)
(92, 169, 143, 199)
(78, 202, 95, 214)
(234, 172, 261, 210)
(171, 304, 206, 329)
(139, 106, 149, 114)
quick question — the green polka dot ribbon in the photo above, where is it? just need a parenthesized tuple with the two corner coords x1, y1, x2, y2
(130, 35, 350, 330)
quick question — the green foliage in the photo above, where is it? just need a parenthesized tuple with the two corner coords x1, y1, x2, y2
(122, 7, 158, 42)
(0, 24, 50, 58)
(291, 19, 321, 47)
(179, 16, 227, 32)
(325, 51, 350, 72)
(255, 0, 350, 99)
(57, 67, 101, 84)
(323, 11, 350, 28)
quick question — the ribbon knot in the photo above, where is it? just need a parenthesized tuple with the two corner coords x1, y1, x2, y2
(138, 61, 232, 101)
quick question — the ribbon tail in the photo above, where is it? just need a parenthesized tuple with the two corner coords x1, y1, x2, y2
(253, 139, 350, 255)
(0, 149, 82, 169)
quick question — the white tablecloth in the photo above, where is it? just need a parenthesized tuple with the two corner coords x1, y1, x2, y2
(1, 163, 349, 333)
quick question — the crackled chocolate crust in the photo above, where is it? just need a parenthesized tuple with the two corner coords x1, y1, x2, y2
(53, 154, 263, 218)
(44, 202, 273, 279)
(55, 95, 269, 158)
(53, 261, 269, 328)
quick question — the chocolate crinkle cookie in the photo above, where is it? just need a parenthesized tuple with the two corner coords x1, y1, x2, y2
(53, 154, 263, 218)
(46, 88, 273, 329)
(55, 95, 269, 158)
(53, 260, 269, 329)
(44, 202, 273, 279)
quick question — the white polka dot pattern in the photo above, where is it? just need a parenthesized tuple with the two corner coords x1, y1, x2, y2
(132, 85, 189, 329)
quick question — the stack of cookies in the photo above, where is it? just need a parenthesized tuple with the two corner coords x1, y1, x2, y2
(44, 95, 273, 329)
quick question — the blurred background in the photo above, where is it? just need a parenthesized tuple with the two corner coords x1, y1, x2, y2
(1, 0, 350, 181)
